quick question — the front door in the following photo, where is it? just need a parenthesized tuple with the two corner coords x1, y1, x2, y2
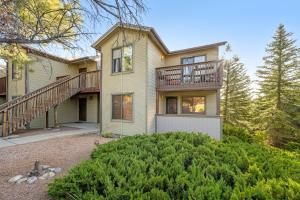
(166, 97, 178, 114)
(79, 98, 87, 121)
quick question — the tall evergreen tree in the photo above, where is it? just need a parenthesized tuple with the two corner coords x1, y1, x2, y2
(256, 24, 300, 146)
(221, 55, 252, 128)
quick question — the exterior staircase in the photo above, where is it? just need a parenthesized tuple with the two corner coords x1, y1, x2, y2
(0, 70, 101, 137)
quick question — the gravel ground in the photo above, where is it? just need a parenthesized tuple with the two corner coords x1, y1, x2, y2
(0, 134, 111, 200)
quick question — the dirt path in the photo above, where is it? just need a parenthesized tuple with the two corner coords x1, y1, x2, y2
(0, 134, 111, 200)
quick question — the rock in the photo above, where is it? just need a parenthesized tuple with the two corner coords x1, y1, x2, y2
(48, 172, 55, 177)
(40, 165, 50, 170)
(39, 172, 55, 180)
(16, 177, 27, 184)
(27, 176, 37, 184)
(8, 175, 23, 183)
(49, 167, 62, 173)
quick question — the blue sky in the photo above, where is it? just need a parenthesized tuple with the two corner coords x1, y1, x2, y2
(56, 0, 300, 84)
(142, 0, 300, 81)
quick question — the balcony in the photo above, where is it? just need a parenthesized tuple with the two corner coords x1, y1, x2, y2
(0, 77, 6, 96)
(156, 60, 223, 91)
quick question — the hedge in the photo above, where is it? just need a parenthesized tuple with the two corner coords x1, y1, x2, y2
(48, 132, 300, 200)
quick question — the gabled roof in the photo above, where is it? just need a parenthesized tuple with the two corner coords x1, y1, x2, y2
(22, 45, 96, 64)
(92, 23, 227, 55)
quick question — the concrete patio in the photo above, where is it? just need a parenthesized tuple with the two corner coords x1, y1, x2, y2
(0, 122, 100, 149)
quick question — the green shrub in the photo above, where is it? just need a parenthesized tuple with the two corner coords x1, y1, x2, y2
(223, 123, 255, 143)
(284, 141, 300, 153)
(101, 132, 113, 138)
(48, 132, 300, 200)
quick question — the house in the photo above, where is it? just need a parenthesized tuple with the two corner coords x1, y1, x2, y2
(0, 46, 101, 131)
(0, 23, 225, 139)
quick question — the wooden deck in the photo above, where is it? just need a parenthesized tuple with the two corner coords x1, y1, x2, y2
(156, 61, 223, 91)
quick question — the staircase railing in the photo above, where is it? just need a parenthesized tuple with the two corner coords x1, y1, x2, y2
(0, 76, 69, 111)
(0, 70, 101, 137)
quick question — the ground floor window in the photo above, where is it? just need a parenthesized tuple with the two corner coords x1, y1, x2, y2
(166, 97, 177, 114)
(182, 96, 205, 114)
(112, 94, 133, 120)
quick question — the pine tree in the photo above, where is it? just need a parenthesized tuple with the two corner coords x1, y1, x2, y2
(256, 24, 300, 146)
(222, 55, 252, 129)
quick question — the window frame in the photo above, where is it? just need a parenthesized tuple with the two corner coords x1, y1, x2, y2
(12, 63, 22, 80)
(181, 96, 206, 114)
(166, 96, 178, 114)
(111, 44, 133, 74)
(181, 55, 207, 65)
(111, 93, 134, 122)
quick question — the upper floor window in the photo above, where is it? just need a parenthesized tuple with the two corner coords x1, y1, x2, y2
(181, 55, 206, 65)
(12, 63, 22, 80)
(112, 45, 133, 73)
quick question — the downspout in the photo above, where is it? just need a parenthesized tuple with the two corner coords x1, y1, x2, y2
(98, 51, 102, 134)
(145, 37, 148, 134)
(5, 61, 8, 102)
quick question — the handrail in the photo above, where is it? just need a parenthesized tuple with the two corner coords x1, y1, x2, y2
(156, 60, 223, 69)
(156, 60, 223, 91)
(0, 70, 101, 111)
(0, 70, 101, 137)
(0, 76, 69, 110)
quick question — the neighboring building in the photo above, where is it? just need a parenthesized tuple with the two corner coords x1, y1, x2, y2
(0, 24, 225, 139)
(1, 46, 101, 130)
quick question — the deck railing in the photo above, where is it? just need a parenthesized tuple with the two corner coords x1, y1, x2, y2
(0, 70, 101, 137)
(156, 60, 223, 91)
(0, 77, 6, 95)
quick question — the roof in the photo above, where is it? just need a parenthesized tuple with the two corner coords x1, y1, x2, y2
(92, 23, 227, 55)
(22, 45, 96, 64)
(69, 56, 98, 64)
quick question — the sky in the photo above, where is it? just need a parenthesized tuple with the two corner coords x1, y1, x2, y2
(3, 0, 299, 84)
(141, 0, 300, 83)
(72, 0, 300, 86)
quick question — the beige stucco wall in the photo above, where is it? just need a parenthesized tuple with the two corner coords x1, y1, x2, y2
(26, 54, 78, 128)
(27, 54, 77, 91)
(158, 91, 217, 116)
(97, 29, 148, 135)
(146, 38, 165, 133)
(164, 47, 219, 66)
(7, 59, 26, 99)
(0, 67, 6, 78)
(70, 61, 97, 73)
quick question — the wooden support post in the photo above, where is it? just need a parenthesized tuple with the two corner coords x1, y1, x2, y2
(54, 105, 58, 127)
(46, 111, 49, 128)
(97, 93, 100, 123)
(216, 89, 220, 115)
(2, 110, 8, 137)
(156, 91, 159, 114)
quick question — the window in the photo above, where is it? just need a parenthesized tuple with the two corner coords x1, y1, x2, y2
(112, 48, 122, 73)
(181, 55, 206, 64)
(166, 97, 177, 114)
(112, 45, 133, 73)
(12, 63, 22, 80)
(112, 94, 133, 120)
(182, 96, 205, 114)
